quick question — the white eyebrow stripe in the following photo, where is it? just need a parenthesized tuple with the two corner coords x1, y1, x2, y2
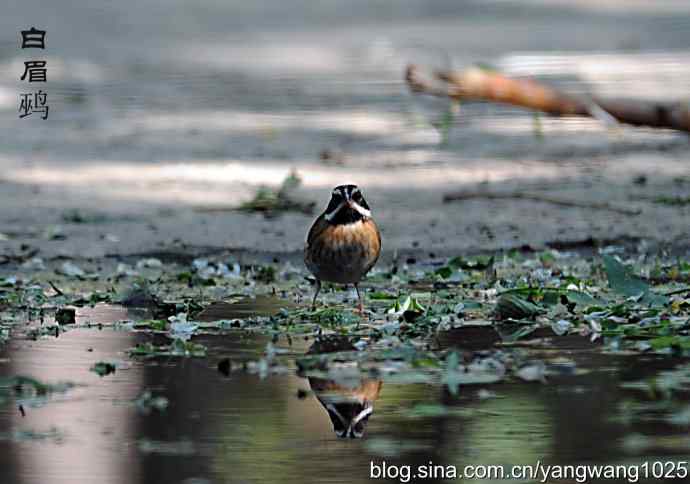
(325, 403, 348, 428)
(351, 406, 373, 426)
(350, 201, 371, 218)
(324, 201, 346, 221)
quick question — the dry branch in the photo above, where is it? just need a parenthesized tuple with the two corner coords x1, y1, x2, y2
(406, 64, 690, 132)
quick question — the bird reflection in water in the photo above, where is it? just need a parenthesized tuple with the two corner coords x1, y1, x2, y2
(305, 336, 382, 438)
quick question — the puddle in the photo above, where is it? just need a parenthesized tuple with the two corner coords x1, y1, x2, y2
(197, 295, 295, 321)
(1, 303, 689, 484)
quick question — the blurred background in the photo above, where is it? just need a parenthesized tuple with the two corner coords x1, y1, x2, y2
(1, 0, 689, 260)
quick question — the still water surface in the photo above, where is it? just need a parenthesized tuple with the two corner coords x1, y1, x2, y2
(1, 304, 688, 484)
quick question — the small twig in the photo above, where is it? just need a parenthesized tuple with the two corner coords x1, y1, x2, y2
(48, 281, 65, 296)
(497, 286, 568, 296)
(193, 206, 238, 213)
(443, 191, 641, 215)
(0, 248, 39, 265)
(663, 286, 690, 297)
(194, 200, 315, 216)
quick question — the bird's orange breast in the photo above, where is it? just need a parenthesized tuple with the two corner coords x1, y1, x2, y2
(305, 218, 381, 284)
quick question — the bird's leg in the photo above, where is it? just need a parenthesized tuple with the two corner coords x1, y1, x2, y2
(311, 279, 321, 311)
(354, 283, 364, 314)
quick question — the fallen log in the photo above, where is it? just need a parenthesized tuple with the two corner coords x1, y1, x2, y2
(406, 64, 690, 133)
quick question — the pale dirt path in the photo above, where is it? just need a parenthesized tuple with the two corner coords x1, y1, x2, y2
(1, 1, 689, 262)
(1, 138, 689, 261)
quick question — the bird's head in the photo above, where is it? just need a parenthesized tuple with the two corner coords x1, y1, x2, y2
(324, 184, 371, 225)
(309, 378, 382, 438)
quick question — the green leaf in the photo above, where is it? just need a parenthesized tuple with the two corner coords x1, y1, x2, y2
(495, 294, 543, 320)
(602, 255, 668, 307)
(407, 297, 426, 313)
(133, 319, 168, 331)
(503, 325, 538, 342)
(649, 336, 690, 351)
(368, 291, 397, 300)
(90, 361, 117, 377)
(448, 255, 494, 270)
(564, 290, 599, 306)
(602, 255, 649, 298)
(435, 266, 453, 279)
(387, 296, 426, 315)
(458, 299, 482, 310)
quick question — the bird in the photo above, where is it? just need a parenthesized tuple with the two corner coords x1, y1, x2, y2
(304, 184, 381, 312)
(306, 336, 382, 438)
(309, 376, 382, 438)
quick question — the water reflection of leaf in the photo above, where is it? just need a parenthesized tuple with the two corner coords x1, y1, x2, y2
(442, 351, 506, 396)
(90, 361, 117, 377)
(127, 339, 207, 358)
(138, 438, 194, 456)
(134, 390, 169, 415)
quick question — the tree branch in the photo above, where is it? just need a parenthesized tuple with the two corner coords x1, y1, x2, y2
(406, 64, 690, 133)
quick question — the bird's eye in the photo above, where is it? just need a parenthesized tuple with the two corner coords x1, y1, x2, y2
(353, 192, 363, 202)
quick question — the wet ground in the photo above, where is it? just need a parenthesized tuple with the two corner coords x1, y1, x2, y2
(1, 297, 690, 484)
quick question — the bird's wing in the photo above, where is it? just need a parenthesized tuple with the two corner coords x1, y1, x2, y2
(306, 214, 329, 247)
(363, 218, 382, 272)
